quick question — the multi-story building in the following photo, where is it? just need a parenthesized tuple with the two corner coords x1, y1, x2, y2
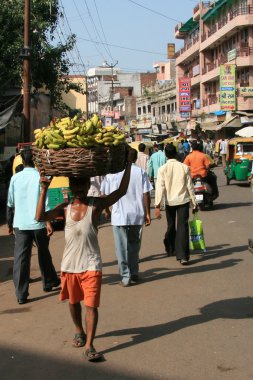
(86, 67, 156, 121)
(153, 60, 176, 81)
(135, 80, 177, 141)
(175, 0, 253, 124)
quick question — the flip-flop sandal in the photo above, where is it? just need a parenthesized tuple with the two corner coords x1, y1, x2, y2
(83, 347, 103, 362)
(72, 332, 86, 348)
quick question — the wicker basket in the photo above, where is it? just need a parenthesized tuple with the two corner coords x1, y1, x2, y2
(32, 143, 127, 177)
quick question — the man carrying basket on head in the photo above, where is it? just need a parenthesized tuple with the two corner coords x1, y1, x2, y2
(36, 148, 135, 362)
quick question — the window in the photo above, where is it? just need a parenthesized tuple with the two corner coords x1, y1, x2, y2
(138, 107, 141, 115)
(167, 104, 171, 113)
(128, 89, 133, 96)
(162, 105, 165, 114)
(153, 107, 155, 117)
(161, 66, 165, 74)
(148, 105, 151, 113)
(143, 106, 146, 114)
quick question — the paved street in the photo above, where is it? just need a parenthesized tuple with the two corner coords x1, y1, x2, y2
(0, 167, 253, 380)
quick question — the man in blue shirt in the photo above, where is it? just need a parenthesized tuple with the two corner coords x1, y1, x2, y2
(7, 149, 60, 304)
(101, 150, 152, 286)
(148, 143, 167, 186)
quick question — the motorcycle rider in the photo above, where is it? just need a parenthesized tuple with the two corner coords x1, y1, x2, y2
(184, 141, 219, 200)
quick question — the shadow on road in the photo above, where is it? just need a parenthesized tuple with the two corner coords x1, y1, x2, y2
(102, 257, 242, 286)
(0, 345, 152, 380)
(97, 297, 253, 355)
(214, 202, 252, 210)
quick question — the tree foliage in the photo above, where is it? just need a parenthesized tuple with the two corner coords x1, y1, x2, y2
(0, 0, 79, 108)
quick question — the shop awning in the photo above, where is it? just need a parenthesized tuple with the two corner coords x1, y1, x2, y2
(179, 17, 198, 33)
(0, 100, 20, 130)
(200, 121, 217, 131)
(202, 0, 228, 22)
(216, 115, 242, 131)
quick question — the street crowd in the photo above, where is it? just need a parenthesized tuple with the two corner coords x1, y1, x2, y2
(6, 138, 227, 361)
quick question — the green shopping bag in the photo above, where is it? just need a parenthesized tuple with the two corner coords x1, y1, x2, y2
(189, 213, 206, 252)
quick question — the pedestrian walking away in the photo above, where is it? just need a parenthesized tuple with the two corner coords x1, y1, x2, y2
(35, 148, 136, 362)
(178, 139, 186, 162)
(220, 138, 228, 169)
(6, 148, 60, 305)
(155, 144, 198, 264)
(148, 143, 166, 209)
(101, 149, 152, 286)
(135, 143, 149, 173)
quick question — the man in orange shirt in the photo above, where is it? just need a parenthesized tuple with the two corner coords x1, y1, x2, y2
(184, 141, 219, 199)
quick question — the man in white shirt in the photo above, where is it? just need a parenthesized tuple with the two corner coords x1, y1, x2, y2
(135, 143, 149, 172)
(155, 144, 198, 264)
(101, 150, 153, 286)
(220, 138, 227, 168)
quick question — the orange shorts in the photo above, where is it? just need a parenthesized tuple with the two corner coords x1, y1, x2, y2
(60, 271, 102, 307)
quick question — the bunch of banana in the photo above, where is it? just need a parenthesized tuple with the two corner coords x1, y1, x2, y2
(33, 114, 125, 150)
(95, 125, 126, 146)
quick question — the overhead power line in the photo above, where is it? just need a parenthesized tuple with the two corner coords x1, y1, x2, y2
(75, 35, 167, 56)
(72, 0, 106, 62)
(93, 0, 114, 62)
(83, 0, 113, 62)
(126, 0, 181, 23)
(59, 0, 87, 74)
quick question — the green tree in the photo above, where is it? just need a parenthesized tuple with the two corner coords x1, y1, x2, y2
(0, 0, 80, 108)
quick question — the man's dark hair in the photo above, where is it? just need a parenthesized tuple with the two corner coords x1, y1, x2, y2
(191, 141, 198, 151)
(181, 139, 184, 143)
(21, 149, 34, 167)
(138, 143, 146, 152)
(165, 144, 177, 159)
(157, 143, 164, 151)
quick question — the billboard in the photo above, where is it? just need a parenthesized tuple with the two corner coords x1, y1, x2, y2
(179, 77, 191, 112)
(220, 64, 236, 111)
(167, 43, 175, 59)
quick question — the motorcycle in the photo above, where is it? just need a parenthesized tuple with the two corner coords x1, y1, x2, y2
(193, 176, 214, 210)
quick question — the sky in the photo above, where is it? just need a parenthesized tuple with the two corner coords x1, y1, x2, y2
(59, 0, 197, 74)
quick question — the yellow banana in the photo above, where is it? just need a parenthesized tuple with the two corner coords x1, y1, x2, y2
(63, 126, 79, 135)
(48, 143, 61, 150)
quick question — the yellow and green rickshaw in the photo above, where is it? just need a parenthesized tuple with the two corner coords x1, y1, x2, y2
(225, 137, 253, 185)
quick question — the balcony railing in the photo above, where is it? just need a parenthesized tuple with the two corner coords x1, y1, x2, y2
(202, 6, 253, 43)
(217, 16, 227, 29)
(203, 96, 218, 107)
(175, 36, 199, 58)
(208, 25, 217, 38)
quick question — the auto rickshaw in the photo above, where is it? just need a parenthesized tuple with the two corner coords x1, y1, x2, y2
(225, 137, 253, 185)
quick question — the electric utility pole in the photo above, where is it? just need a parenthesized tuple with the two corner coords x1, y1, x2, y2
(22, 0, 31, 142)
(104, 61, 118, 111)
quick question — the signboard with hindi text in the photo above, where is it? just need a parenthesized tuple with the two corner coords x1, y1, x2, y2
(219, 64, 236, 111)
(179, 77, 191, 112)
(239, 87, 253, 97)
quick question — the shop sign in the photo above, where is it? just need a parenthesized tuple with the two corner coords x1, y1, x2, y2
(195, 99, 201, 109)
(227, 48, 237, 62)
(219, 64, 236, 111)
(152, 125, 159, 133)
(105, 117, 112, 126)
(161, 123, 167, 132)
(193, 64, 200, 77)
(180, 112, 190, 118)
(239, 87, 253, 97)
(178, 77, 191, 112)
